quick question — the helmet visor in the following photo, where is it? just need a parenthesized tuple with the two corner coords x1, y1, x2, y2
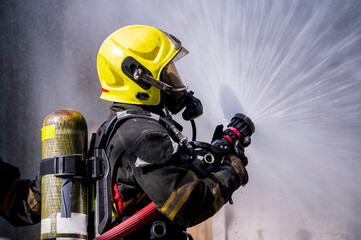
(160, 30, 189, 62)
(162, 62, 185, 89)
(170, 47, 189, 64)
(162, 63, 188, 114)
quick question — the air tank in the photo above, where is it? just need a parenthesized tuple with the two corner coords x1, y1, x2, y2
(40, 109, 88, 240)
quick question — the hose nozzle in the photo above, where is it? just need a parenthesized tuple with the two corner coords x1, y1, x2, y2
(227, 113, 255, 147)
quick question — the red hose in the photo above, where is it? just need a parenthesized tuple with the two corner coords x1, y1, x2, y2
(94, 202, 159, 240)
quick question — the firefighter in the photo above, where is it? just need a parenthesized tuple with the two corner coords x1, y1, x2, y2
(0, 157, 41, 226)
(96, 25, 249, 240)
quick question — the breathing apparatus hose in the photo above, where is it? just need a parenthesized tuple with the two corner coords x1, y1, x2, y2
(94, 202, 159, 240)
(190, 119, 197, 141)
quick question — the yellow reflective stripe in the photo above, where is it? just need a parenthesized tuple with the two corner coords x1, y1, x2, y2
(168, 179, 198, 220)
(41, 125, 55, 141)
(160, 171, 198, 220)
(122, 192, 147, 208)
(205, 178, 225, 212)
(160, 171, 192, 214)
(122, 198, 133, 207)
(135, 192, 147, 204)
(112, 203, 119, 218)
(213, 191, 225, 212)
(160, 190, 179, 214)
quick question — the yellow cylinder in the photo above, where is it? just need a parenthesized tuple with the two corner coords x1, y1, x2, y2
(40, 109, 88, 240)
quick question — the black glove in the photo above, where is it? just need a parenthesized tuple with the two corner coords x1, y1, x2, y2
(211, 124, 224, 142)
(211, 124, 250, 166)
(220, 154, 249, 189)
(0, 157, 20, 179)
(0, 157, 21, 201)
(233, 141, 248, 166)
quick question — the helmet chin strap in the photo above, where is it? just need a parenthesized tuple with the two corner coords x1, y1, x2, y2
(133, 68, 186, 94)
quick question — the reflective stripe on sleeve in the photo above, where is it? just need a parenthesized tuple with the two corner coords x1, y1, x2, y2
(204, 178, 225, 213)
(160, 170, 198, 220)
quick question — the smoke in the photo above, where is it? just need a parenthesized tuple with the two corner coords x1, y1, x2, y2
(1, 0, 361, 239)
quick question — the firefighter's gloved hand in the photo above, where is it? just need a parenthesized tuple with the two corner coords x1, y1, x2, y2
(234, 142, 248, 166)
(220, 154, 249, 189)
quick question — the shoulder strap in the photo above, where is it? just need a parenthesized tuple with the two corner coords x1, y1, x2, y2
(93, 110, 161, 151)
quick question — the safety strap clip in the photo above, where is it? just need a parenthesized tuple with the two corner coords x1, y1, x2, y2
(86, 156, 104, 180)
(53, 154, 84, 177)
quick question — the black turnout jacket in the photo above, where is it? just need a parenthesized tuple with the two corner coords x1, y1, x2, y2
(105, 104, 237, 239)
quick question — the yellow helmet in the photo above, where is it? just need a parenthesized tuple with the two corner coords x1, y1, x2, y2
(97, 25, 188, 106)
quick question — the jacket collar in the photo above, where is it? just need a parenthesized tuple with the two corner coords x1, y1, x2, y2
(109, 103, 165, 119)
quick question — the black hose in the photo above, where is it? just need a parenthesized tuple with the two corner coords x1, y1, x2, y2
(190, 119, 197, 141)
